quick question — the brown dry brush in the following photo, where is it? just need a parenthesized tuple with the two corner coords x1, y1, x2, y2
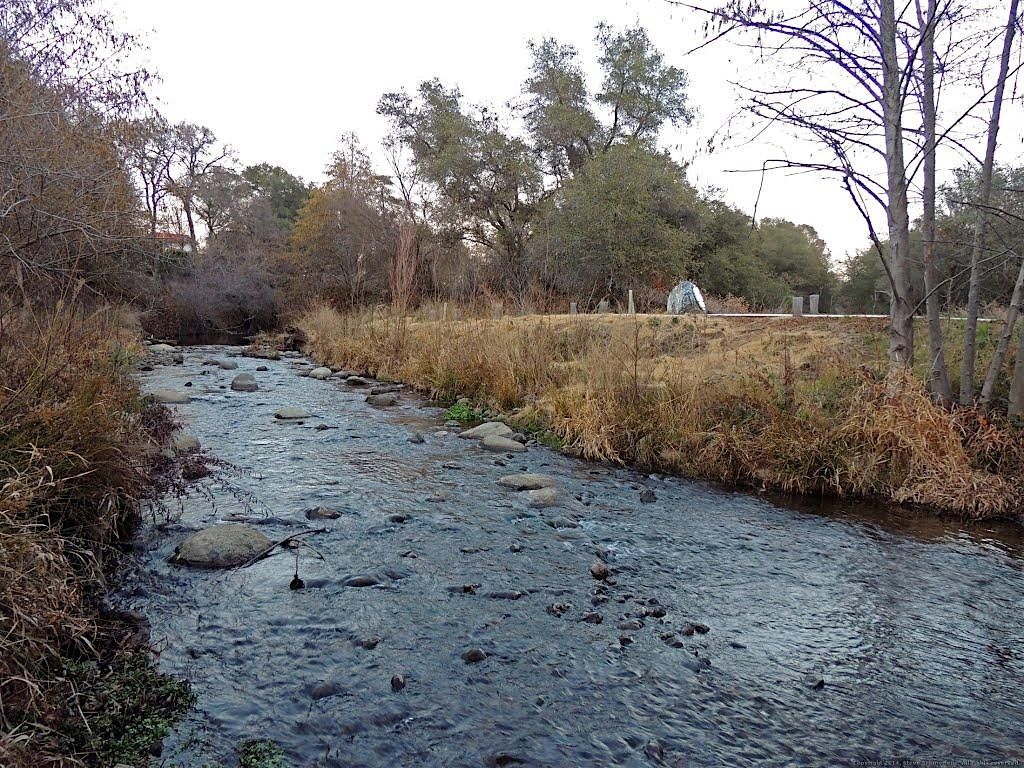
(299, 305, 1024, 520)
(0, 301, 184, 765)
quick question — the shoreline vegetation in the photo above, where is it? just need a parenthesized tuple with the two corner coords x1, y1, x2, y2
(0, 304, 192, 767)
(297, 304, 1024, 523)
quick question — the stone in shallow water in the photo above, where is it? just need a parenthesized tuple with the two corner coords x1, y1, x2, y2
(480, 435, 526, 453)
(498, 473, 557, 491)
(171, 524, 269, 568)
(527, 487, 559, 508)
(230, 373, 258, 392)
(459, 421, 512, 440)
(305, 506, 341, 520)
(150, 389, 190, 404)
(148, 343, 176, 353)
(309, 366, 332, 380)
(217, 358, 238, 370)
(170, 431, 200, 452)
(366, 392, 399, 407)
(275, 407, 311, 420)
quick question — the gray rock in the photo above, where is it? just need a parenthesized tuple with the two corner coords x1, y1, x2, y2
(590, 562, 611, 580)
(462, 648, 487, 664)
(344, 575, 380, 588)
(346, 376, 370, 386)
(366, 392, 399, 407)
(217, 359, 238, 370)
(305, 506, 341, 520)
(480, 435, 526, 453)
(370, 383, 403, 395)
(256, 365, 269, 372)
(230, 373, 258, 392)
(408, 432, 425, 444)
(172, 352, 184, 364)
(171, 524, 270, 568)
(459, 421, 512, 440)
(309, 366, 332, 380)
(498, 473, 557, 491)
(170, 431, 200, 452)
(527, 487, 559, 508)
(148, 343, 176, 353)
(150, 389, 190, 404)
(275, 407, 311, 420)
(639, 488, 657, 503)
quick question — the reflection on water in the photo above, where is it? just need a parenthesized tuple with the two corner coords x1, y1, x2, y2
(119, 347, 1024, 767)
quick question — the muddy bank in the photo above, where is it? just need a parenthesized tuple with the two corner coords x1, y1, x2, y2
(120, 346, 1024, 767)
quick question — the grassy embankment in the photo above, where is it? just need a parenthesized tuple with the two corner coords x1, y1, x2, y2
(298, 304, 1024, 521)
(0, 303, 192, 767)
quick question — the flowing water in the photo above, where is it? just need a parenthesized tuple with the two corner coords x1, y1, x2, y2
(120, 346, 1024, 767)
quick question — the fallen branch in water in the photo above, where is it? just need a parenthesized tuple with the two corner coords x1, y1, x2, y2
(237, 528, 327, 568)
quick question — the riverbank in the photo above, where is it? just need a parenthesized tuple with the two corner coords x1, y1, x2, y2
(0, 304, 192, 766)
(297, 305, 1024, 521)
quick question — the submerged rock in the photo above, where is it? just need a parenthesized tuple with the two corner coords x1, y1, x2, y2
(462, 648, 488, 664)
(230, 373, 258, 392)
(459, 421, 512, 440)
(480, 435, 526, 453)
(498, 473, 557, 491)
(148, 343, 176, 353)
(527, 487, 559, 508)
(639, 488, 657, 503)
(366, 392, 399, 407)
(275, 407, 311, 420)
(217, 359, 238, 370)
(171, 524, 270, 568)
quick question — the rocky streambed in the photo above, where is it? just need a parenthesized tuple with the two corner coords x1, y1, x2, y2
(119, 345, 1024, 767)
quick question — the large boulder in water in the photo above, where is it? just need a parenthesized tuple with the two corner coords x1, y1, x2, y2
(231, 373, 258, 392)
(275, 407, 310, 420)
(481, 435, 527, 453)
(667, 280, 707, 314)
(309, 367, 332, 380)
(171, 524, 270, 568)
(459, 421, 512, 440)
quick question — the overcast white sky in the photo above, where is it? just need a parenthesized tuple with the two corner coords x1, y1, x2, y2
(109, 0, 1022, 265)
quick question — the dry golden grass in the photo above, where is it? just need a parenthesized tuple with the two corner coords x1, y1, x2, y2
(298, 305, 1024, 520)
(0, 301, 180, 765)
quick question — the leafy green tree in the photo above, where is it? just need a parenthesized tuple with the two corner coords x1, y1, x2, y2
(522, 25, 693, 179)
(687, 201, 760, 301)
(522, 38, 599, 179)
(755, 219, 836, 305)
(242, 163, 310, 229)
(535, 141, 698, 302)
(378, 80, 542, 288)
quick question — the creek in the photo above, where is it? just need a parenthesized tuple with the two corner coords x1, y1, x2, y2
(120, 346, 1024, 767)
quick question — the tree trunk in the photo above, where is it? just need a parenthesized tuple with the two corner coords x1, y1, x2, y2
(982, 255, 1024, 405)
(183, 197, 197, 250)
(917, 0, 952, 403)
(880, 0, 915, 367)
(959, 0, 1019, 404)
(1009, 325, 1024, 417)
